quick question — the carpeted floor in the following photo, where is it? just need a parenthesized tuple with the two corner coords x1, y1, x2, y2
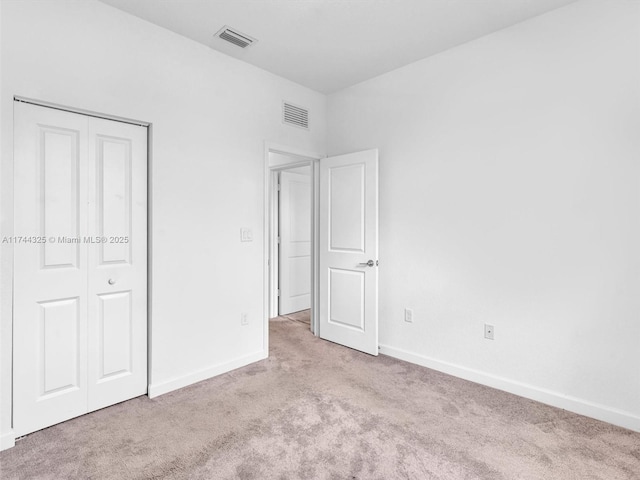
(1, 317, 639, 479)
(281, 309, 311, 325)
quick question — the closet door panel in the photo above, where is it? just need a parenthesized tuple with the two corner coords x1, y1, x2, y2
(13, 103, 89, 436)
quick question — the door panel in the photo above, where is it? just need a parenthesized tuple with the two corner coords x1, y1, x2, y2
(328, 268, 364, 331)
(41, 127, 82, 268)
(319, 149, 378, 355)
(279, 170, 311, 315)
(87, 117, 147, 412)
(13, 102, 147, 435)
(14, 103, 89, 436)
(39, 297, 81, 396)
(329, 164, 365, 252)
(288, 257, 310, 297)
(97, 291, 132, 380)
(97, 136, 132, 264)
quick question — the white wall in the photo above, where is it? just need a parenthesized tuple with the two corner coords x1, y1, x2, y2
(0, 0, 326, 447)
(328, 0, 640, 431)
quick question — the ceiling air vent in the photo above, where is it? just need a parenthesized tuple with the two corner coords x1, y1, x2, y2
(215, 26, 256, 49)
(283, 102, 309, 130)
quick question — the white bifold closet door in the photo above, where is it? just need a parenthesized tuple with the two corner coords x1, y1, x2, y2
(13, 102, 147, 436)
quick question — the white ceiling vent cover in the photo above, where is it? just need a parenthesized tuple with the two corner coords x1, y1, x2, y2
(283, 102, 309, 130)
(215, 26, 256, 48)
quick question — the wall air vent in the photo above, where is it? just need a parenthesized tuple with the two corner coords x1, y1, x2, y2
(215, 26, 256, 49)
(283, 102, 309, 130)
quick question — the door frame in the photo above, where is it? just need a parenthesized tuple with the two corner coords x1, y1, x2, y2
(263, 143, 322, 353)
(9, 96, 152, 438)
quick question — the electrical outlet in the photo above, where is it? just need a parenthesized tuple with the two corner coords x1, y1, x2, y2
(241, 313, 249, 326)
(404, 308, 413, 323)
(484, 324, 494, 340)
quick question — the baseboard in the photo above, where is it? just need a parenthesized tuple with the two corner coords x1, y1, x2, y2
(1, 430, 16, 451)
(147, 350, 267, 398)
(379, 344, 640, 433)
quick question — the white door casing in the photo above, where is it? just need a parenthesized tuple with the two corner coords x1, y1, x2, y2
(319, 149, 379, 355)
(13, 102, 147, 436)
(279, 169, 311, 315)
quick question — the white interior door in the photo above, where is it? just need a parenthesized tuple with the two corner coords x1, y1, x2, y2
(87, 116, 147, 411)
(279, 169, 311, 315)
(319, 149, 378, 355)
(13, 102, 147, 436)
(13, 104, 90, 435)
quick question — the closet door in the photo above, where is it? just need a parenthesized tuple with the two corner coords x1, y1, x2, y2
(13, 103, 90, 436)
(87, 117, 147, 411)
(13, 102, 148, 436)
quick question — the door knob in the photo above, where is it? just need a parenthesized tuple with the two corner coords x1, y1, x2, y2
(358, 260, 375, 267)
(108, 278, 116, 285)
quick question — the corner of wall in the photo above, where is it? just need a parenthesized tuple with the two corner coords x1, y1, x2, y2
(1, 430, 15, 451)
(147, 349, 267, 399)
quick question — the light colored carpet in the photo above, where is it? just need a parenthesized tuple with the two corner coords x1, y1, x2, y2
(281, 309, 311, 325)
(1, 317, 639, 479)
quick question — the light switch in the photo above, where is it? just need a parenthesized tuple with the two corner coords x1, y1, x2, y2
(240, 228, 253, 242)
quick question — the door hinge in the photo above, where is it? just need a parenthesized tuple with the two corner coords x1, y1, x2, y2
(277, 289, 280, 296)
(277, 183, 281, 191)
(277, 236, 281, 244)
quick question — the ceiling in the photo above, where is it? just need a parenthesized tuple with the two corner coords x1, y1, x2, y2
(98, 0, 578, 94)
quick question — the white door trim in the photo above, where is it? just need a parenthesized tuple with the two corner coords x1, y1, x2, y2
(263, 143, 322, 354)
(9, 98, 152, 442)
(13, 96, 150, 127)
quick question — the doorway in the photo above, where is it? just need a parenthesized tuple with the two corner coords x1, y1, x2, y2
(278, 165, 312, 316)
(264, 146, 380, 357)
(267, 150, 317, 335)
(317, 149, 379, 355)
